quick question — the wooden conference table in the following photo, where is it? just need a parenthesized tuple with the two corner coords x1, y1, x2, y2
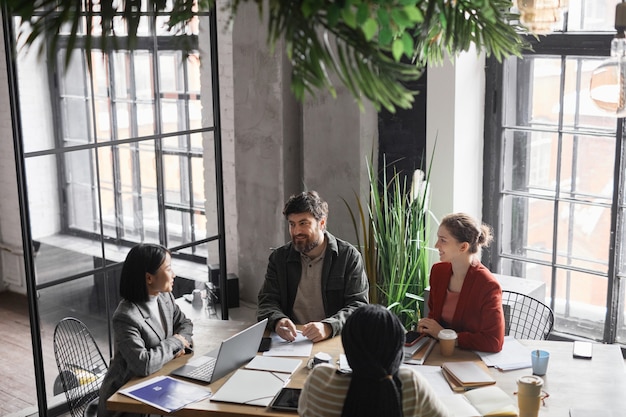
(107, 319, 626, 417)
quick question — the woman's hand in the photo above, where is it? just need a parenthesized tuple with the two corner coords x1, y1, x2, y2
(174, 334, 191, 357)
(417, 318, 444, 339)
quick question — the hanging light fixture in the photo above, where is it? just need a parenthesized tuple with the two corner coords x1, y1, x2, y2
(589, 2, 626, 117)
(516, 0, 569, 34)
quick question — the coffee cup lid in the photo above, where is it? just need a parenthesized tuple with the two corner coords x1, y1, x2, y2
(517, 375, 544, 387)
(438, 329, 458, 340)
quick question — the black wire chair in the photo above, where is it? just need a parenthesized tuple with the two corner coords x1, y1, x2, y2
(501, 290, 555, 340)
(53, 317, 108, 417)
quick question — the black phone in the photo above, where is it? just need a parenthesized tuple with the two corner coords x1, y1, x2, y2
(258, 336, 271, 352)
(269, 388, 302, 411)
(405, 331, 422, 346)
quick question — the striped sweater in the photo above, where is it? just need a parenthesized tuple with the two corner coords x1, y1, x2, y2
(298, 364, 452, 417)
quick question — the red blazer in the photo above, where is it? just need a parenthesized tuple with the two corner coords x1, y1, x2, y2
(427, 262, 504, 352)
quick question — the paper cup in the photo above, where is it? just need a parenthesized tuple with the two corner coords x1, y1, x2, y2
(517, 375, 544, 417)
(438, 329, 457, 357)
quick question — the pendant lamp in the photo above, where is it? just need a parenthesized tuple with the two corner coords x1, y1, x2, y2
(589, 2, 626, 117)
(516, 0, 569, 34)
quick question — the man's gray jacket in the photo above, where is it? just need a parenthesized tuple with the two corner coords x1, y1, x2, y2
(256, 231, 369, 337)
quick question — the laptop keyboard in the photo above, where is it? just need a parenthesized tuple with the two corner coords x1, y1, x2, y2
(186, 357, 217, 382)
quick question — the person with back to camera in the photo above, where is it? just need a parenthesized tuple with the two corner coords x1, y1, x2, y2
(257, 190, 369, 343)
(298, 304, 452, 417)
(417, 213, 505, 353)
(98, 243, 193, 417)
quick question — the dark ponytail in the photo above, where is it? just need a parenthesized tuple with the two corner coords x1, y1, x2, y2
(341, 304, 405, 417)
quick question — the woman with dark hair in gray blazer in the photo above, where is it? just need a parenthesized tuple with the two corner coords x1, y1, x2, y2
(98, 243, 193, 417)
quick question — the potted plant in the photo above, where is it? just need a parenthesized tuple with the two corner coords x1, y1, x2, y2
(344, 155, 436, 330)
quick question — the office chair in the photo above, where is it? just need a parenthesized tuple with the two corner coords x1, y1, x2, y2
(53, 317, 108, 417)
(501, 290, 554, 340)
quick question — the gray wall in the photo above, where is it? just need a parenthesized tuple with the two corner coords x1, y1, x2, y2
(229, 3, 376, 304)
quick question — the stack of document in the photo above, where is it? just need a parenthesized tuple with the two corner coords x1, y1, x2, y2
(475, 336, 532, 371)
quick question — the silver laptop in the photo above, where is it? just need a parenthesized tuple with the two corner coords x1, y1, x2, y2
(171, 318, 268, 383)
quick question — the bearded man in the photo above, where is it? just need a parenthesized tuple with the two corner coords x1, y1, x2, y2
(256, 191, 369, 342)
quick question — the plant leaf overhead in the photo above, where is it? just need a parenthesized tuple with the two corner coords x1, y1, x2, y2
(5, 0, 528, 112)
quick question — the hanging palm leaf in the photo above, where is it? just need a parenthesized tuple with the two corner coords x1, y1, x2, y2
(4, 0, 528, 112)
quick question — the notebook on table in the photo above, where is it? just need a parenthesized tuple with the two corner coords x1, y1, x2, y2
(171, 318, 268, 383)
(441, 361, 496, 392)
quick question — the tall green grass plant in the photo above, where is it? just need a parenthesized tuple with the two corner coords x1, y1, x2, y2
(344, 154, 436, 329)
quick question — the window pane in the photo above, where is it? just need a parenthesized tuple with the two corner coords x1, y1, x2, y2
(559, 134, 615, 200)
(115, 102, 133, 140)
(61, 97, 91, 144)
(503, 129, 557, 196)
(163, 153, 184, 205)
(65, 149, 98, 232)
(191, 156, 205, 208)
(112, 52, 130, 99)
(138, 145, 159, 239)
(562, 57, 618, 130)
(501, 195, 555, 263)
(503, 56, 562, 128)
(555, 202, 611, 272)
(500, 259, 552, 292)
(566, 0, 621, 31)
(553, 269, 606, 340)
(94, 99, 112, 140)
(166, 209, 185, 247)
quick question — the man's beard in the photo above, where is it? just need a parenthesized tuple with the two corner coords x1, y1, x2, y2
(293, 236, 320, 254)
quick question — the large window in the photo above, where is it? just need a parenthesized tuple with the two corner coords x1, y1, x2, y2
(55, 42, 209, 258)
(484, 0, 626, 343)
(10, 4, 223, 414)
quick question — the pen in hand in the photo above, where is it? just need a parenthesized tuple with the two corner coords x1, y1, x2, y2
(279, 326, 298, 342)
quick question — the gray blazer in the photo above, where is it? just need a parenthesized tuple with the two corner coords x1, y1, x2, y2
(97, 292, 193, 417)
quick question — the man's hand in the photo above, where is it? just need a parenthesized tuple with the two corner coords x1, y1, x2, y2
(275, 318, 297, 342)
(302, 322, 331, 342)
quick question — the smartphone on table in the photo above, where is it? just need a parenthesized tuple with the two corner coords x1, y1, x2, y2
(405, 331, 423, 346)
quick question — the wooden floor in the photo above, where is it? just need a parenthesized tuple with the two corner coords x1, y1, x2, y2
(0, 291, 59, 416)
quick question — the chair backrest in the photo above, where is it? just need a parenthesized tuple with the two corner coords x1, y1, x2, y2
(53, 317, 108, 417)
(501, 290, 554, 340)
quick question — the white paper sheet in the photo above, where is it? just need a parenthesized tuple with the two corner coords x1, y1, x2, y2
(474, 336, 533, 371)
(404, 364, 455, 396)
(263, 331, 313, 357)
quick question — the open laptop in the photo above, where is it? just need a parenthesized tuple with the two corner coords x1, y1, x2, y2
(171, 318, 268, 383)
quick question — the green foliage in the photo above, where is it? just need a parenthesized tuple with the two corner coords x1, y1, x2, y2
(370, 157, 432, 329)
(344, 154, 436, 329)
(5, 0, 529, 113)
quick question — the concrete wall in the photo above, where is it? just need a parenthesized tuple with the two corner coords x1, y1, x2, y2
(228, 3, 377, 304)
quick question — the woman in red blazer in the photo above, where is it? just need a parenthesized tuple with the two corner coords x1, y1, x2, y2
(417, 213, 504, 353)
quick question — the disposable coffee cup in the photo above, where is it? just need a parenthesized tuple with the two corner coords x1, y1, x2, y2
(307, 352, 332, 369)
(191, 289, 203, 308)
(438, 329, 457, 357)
(517, 375, 544, 417)
(531, 349, 550, 376)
